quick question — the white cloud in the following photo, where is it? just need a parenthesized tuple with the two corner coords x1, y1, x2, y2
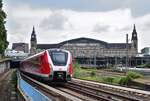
(40, 10, 69, 30)
(4, 4, 150, 52)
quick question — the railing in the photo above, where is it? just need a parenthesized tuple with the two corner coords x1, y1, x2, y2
(17, 71, 51, 101)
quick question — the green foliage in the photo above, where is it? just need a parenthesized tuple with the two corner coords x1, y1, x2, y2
(113, 77, 122, 84)
(101, 76, 130, 85)
(72, 63, 143, 86)
(72, 62, 81, 78)
(80, 71, 142, 86)
(145, 63, 150, 68)
(11, 70, 17, 88)
(107, 64, 113, 69)
(73, 62, 81, 70)
(118, 76, 130, 85)
(102, 76, 130, 85)
(0, 0, 8, 55)
(81, 76, 103, 82)
(72, 62, 97, 78)
(137, 63, 150, 68)
(127, 71, 143, 79)
(73, 69, 80, 78)
(103, 77, 114, 84)
(90, 70, 96, 77)
(115, 71, 143, 85)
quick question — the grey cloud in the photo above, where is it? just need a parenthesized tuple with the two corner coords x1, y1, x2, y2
(6, 0, 150, 17)
(40, 11, 68, 30)
(93, 24, 110, 33)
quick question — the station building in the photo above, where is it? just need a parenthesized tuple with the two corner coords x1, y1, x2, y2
(30, 25, 138, 67)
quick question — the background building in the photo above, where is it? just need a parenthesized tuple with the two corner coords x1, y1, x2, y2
(141, 47, 150, 56)
(12, 43, 29, 53)
(30, 25, 138, 66)
(5, 50, 29, 59)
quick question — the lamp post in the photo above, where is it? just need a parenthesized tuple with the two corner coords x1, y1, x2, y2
(126, 34, 129, 68)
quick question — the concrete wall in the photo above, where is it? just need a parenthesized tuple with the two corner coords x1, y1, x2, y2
(0, 59, 10, 74)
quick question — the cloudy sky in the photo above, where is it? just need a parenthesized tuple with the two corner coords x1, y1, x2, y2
(3, 0, 150, 51)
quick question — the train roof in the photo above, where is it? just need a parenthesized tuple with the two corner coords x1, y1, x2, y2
(22, 49, 70, 61)
(48, 48, 69, 53)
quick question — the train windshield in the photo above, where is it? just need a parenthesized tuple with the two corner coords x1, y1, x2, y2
(50, 51, 68, 66)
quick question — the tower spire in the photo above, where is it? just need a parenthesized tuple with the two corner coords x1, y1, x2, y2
(131, 24, 137, 41)
(30, 26, 37, 54)
(131, 24, 138, 53)
(134, 24, 136, 30)
(32, 26, 35, 34)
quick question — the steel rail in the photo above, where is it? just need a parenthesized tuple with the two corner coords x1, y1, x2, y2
(57, 84, 112, 101)
(21, 73, 110, 101)
(64, 81, 138, 101)
(20, 73, 113, 101)
(70, 79, 150, 101)
(20, 72, 150, 101)
(20, 73, 82, 101)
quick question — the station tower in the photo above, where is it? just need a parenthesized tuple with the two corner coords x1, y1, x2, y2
(30, 26, 37, 54)
(131, 24, 138, 54)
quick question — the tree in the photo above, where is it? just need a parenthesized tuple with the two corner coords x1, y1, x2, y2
(0, 0, 8, 56)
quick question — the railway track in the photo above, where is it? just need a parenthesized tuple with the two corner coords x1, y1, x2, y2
(70, 79, 150, 101)
(55, 85, 110, 101)
(20, 72, 150, 101)
(20, 73, 82, 101)
(21, 73, 110, 101)
(62, 81, 138, 101)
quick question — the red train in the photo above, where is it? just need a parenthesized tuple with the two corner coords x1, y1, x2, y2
(20, 49, 73, 81)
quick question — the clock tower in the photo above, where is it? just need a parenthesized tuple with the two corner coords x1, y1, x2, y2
(30, 26, 37, 54)
(131, 24, 138, 53)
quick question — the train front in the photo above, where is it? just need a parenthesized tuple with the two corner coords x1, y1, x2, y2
(48, 49, 73, 82)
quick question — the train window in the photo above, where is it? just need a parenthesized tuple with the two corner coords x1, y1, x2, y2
(50, 51, 68, 66)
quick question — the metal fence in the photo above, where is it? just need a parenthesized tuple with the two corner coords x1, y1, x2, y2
(17, 72, 51, 101)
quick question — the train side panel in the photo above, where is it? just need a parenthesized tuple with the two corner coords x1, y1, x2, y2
(20, 51, 51, 79)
